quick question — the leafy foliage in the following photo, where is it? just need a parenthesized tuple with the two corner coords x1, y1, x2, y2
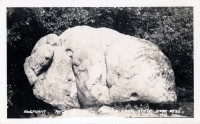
(7, 7, 193, 118)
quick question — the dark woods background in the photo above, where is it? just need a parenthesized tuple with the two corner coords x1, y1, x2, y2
(7, 7, 193, 118)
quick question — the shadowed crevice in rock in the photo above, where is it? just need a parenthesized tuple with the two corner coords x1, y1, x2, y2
(36, 56, 54, 77)
(131, 92, 138, 97)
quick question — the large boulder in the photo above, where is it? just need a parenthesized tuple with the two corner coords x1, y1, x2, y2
(24, 34, 80, 109)
(60, 26, 177, 107)
(24, 26, 177, 109)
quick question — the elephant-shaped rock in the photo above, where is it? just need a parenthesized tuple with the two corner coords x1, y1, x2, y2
(24, 26, 177, 109)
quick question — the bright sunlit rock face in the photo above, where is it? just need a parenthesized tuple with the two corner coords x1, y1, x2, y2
(24, 26, 177, 109)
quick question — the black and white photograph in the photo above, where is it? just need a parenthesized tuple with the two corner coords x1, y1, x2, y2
(1, 0, 200, 123)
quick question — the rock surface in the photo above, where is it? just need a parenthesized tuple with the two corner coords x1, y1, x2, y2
(24, 44, 54, 85)
(24, 35, 79, 109)
(31, 34, 61, 54)
(60, 26, 177, 107)
(24, 26, 177, 110)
